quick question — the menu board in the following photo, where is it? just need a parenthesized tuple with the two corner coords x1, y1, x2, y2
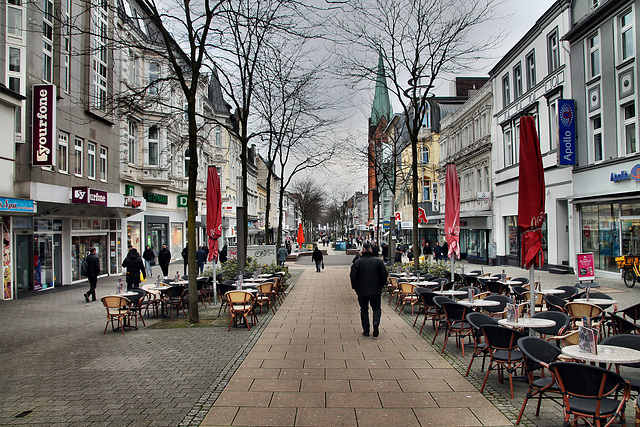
(577, 253, 595, 281)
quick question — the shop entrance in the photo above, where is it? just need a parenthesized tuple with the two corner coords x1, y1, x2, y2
(147, 223, 167, 254)
(15, 234, 32, 291)
(621, 218, 640, 255)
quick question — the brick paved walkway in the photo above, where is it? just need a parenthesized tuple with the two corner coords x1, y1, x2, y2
(202, 264, 511, 426)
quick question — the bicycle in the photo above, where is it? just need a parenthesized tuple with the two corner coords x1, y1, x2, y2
(615, 255, 640, 288)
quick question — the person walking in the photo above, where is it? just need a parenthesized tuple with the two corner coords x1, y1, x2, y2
(122, 247, 145, 291)
(158, 244, 171, 278)
(442, 241, 449, 261)
(434, 241, 442, 261)
(142, 245, 155, 278)
(195, 246, 206, 275)
(83, 247, 100, 302)
(423, 241, 433, 263)
(311, 245, 324, 272)
(350, 242, 388, 337)
(219, 245, 228, 263)
(277, 246, 288, 266)
(181, 244, 188, 276)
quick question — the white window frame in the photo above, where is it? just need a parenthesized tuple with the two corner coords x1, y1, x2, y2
(549, 97, 559, 154)
(148, 126, 158, 166)
(513, 63, 523, 99)
(60, 0, 71, 93)
(587, 32, 601, 80)
(7, 0, 23, 39)
(87, 142, 96, 179)
(503, 126, 513, 167)
(590, 115, 603, 162)
(128, 120, 137, 164)
(548, 28, 560, 73)
(623, 102, 637, 155)
(526, 50, 536, 90)
(502, 74, 510, 108)
(513, 120, 521, 164)
(484, 166, 490, 192)
(215, 125, 222, 146)
(91, 2, 108, 110)
(99, 146, 107, 181)
(42, 0, 54, 83)
(618, 8, 635, 62)
(184, 149, 190, 177)
(58, 132, 68, 174)
(74, 138, 83, 176)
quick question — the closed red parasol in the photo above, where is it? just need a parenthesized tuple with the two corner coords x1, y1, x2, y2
(445, 163, 460, 259)
(297, 223, 305, 246)
(518, 116, 546, 269)
(206, 166, 222, 262)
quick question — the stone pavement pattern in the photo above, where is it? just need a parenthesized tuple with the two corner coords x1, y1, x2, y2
(202, 264, 511, 426)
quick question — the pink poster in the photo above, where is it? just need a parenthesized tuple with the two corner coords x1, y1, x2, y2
(577, 252, 595, 281)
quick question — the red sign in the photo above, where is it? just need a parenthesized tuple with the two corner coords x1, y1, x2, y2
(32, 84, 56, 166)
(577, 253, 595, 281)
(394, 212, 402, 221)
(125, 196, 142, 208)
(418, 207, 428, 224)
(583, 224, 590, 238)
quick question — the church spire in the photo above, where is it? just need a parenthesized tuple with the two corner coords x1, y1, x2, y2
(371, 53, 392, 125)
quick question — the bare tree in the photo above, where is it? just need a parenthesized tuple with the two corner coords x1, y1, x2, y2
(292, 178, 325, 243)
(334, 0, 501, 267)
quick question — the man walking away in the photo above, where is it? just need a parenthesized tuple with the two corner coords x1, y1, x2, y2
(277, 246, 288, 266)
(311, 245, 324, 272)
(350, 242, 388, 337)
(158, 244, 171, 278)
(181, 244, 188, 276)
(143, 245, 154, 278)
(84, 247, 100, 302)
(196, 246, 206, 275)
(122, 247, 146, 291)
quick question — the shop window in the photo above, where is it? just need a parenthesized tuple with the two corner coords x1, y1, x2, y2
(581, 204, 620, 272)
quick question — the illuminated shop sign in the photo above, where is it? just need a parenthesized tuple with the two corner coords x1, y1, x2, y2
(611, 164, 640, 183)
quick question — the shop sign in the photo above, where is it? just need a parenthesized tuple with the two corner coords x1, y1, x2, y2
(611, 164, 640, 183)
(432, 182, 439, 211)
(577, 252, 595, 281)
(382, 220, 390, 230)
(31, 84, 56, 166)
(124, 196, 143, 208)
(228, 246, 238, 260)
(222, 203, 234, 214)
(394, 212, 402, 222)
(143, 191, 168, 204)
(124, 184, 135, 196)
(177, 195, 188, 207)
(557, 99, 576, 166)
(0, 197, 36, 213)
(72, 187, 107, 205)
(477, 192, 491, 200)
(418, 207, 428, 224)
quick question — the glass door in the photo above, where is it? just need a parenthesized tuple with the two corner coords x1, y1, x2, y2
(15, 234, 32, 291)
(34, 234, 54, 290)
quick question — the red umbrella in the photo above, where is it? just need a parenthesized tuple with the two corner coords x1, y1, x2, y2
(297, 223, 305, 246)
(518, 116, 546, 269)
(206, 166, 222, 262)
(445, 163, 460, 259)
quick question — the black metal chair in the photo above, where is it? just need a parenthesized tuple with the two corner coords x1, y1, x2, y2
(608, 312, 640, 335)
(555, 285, 578, 300)
(531, 311, 570, 341)
(414, 289, 438, 334)
(465, 312, 498, 376)
(163, 285, 186, 320)
(127, 287, 147, 328)
(600, 334, 640, 394)
(616, 302, 640, 325)
(440, 302, 472, 356)
(511, 277, 530, 285)
(480, 325, 526, 399)
(431, 295, 454, 343)
(544, 294, 566, 312)
(481, 295, 509, 318)
(515, 337, 562, 425)
(549, 361, 631, 427)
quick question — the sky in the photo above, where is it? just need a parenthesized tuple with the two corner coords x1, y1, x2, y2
(323, 0, 557, 198)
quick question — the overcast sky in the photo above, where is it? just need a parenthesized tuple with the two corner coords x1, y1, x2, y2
(324, 0, 558, 197)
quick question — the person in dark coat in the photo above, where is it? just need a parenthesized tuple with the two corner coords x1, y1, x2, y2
(195, 246, 206, 275)
(84, 247, 100, 302)
(181, 244, 188, 276)
(350, 242, 388, 337)
(277, 246, 288, 266)
(407, 246, 414, 262)
(434, 241, 442, 261)
(219, 245, 228, 263)
(158, 244, 171, 278)
(381, 243, 389, 263)
(311, 245, 324, 272)
(442, 241, 449, 261)
(372, 242, 379, 257)
(394, 245, 402, 263)
(122, 248, 145, 290)
(423, 241, 433, 262)
(142, 245, 155, 278)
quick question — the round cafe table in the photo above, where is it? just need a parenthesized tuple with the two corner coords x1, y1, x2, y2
(537, 288, 565, 295)
(498, 317, 556, 329)
(458, 299, 500, 308)
(433, 290, 467, 297)
(562, 344, 640, 365)
(573, 298, 617, 307)
(413, 281, 438, 288)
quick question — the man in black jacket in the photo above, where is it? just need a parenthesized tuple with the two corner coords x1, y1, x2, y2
(122, 247, 146, 291)
(84, 247, 100, 302)
(158, 244, 171, 278)
(350, 242, 389, 337)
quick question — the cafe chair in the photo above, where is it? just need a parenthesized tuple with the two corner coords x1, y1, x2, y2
(531, 311, 570, 341)
(515, 337, 562, 425)
(544, 294, 567, 313)
(485, 281, 509, 295)
(555, 285, 578, 300)
(397, 282, 419, 314)
(141, 284, 162, 318)
(431, 277, 452, 291)
(600, 334, 640, 394)
(217, 280, 236, 316)
(474, 291, 491, 300)
(100, 295, 131, 334)
(511, 285, 529, 304)
(163, 285, 187, 320)
(565, 302, 604, 332)
(225, 290, 258, 331)
(465, 312, 498, 376)
(255, 282, 276, 314)
(480, 324, 526, 399)
(196, 278, 208, 308)
(431, 295, 454, 344)
(511, 277, 530, 286)
(458, 286, 481, 297)
(616, 302, 640, 325)
(549, 361, 631, 427)
(522, 291, 545, 313)
(414, 289, 438, 334)
(608, 312, 640, 336)
(127, 288, 147, 328)
(440, 302, 472, 356)
(481, 295, 510, 319)
(387, 277, 401, 305)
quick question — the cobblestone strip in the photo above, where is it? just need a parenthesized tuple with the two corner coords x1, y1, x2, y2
(180, 271, 302, 427)
(393, 303, 538, 426)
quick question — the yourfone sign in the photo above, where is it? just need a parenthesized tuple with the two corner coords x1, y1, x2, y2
(32, 84, 56, 166)
(557, 99, 576, 166)
(72, 187, 107, 206)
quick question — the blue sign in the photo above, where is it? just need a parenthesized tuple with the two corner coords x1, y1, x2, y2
(558, 99, 576, 165)
(0, 197, 36, 213)
(382, 220, 390, 230)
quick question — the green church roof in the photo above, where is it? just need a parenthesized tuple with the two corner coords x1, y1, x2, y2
(371, 54, 392, 125)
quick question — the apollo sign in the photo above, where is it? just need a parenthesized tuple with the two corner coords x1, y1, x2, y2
(32, 84, 56, 166)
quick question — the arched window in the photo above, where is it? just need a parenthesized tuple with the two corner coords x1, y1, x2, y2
(148, 126, 158, 165)
(184, 148, 190, 177)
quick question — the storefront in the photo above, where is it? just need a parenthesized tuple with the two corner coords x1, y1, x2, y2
(1, 197, 37, 300)
(71, 219, 121, 281)
(502, 214, 548, 267)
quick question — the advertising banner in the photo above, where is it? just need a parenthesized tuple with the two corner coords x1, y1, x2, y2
(577, 252, 596, 281)
(558, 99, 576, 166)
(32, 84, 57, 166)
(247, 245, 276, 265)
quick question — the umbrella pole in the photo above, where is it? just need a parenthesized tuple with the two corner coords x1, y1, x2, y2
(212, 259, 217, 304)
(450, 255, 455, 284)
(529, 266, 535, 336)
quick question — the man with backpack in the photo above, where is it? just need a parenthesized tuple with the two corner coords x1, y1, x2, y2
(83, 247, 100, 302)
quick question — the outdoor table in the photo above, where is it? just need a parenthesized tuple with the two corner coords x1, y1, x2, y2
(562, 344, 640, 365)
(172, 280, 189, 285)
(433, 290, 467, 297)
(498, 280, 520, 286)
(463, 272, 480, 277)
(243, 278, 269, 283)
(498, 317, 556, 329)
(458, 299, 501, 308)
(147, 285, 171, 291)
(537, 288, 565, 295)
(413, 281, 438, 287)
(108, 291, 137, 298)
(576, 282, 601, 289)
(573, 298, 617, 307)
